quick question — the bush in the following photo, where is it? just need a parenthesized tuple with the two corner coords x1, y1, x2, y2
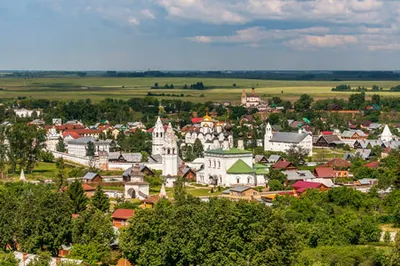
(41, 151, 54, 163)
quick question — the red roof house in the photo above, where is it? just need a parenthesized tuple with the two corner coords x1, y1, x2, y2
(314, 167, 336, 179)
(323, 158, 351, 169)
(112, 209, 135, 228)
(292, 181, 329, 193)
(273, 161, 297, 170)
(365, 161, 379, 169)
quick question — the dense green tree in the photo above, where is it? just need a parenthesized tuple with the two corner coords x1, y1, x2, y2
(91, 186, 110, 213)
(86, 141, 95, 157)
(71, 243, 111, 266)
(72, 209, 115, 247)
(286, 145, 309, 166)
(296, 245, 387, 266)
(294, 94, 313, 112)
(56, 137, 66, 152)
(6, 123, 46, 174)
(120, 198, 301, 266)
(348, 92, 366, 110)
(0, 252, 19, 266)
(67, 181, 88, 214)
(192, 139, 204, 158)
(268, 179, 285, 191)
(389, 233, 400, 265)
(55, 158, 67, 190)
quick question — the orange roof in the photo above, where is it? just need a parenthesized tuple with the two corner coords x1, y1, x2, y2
(62, 131, 80, 139)
(112, 209, 135, 220)
(323, 158, 351, 168)
(82, 183, 96, 191)
(365, 161, 379, 169)
(56, 124, 85, 131)
(273, 161, 296, 170)
(314, 167, 335, 178)
(142, 195, 160, 204)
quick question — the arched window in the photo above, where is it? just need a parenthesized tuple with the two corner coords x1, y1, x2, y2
(209, 160, 211, 167)
(236, 177, 240, 184)
(213, 160, 216, 168)
(217, 161, 221, 169)
(167, 149, 170, 155)
(160, 133, 163, 137)
(247, 176, 251, 184)
(156, 133, 159, 137)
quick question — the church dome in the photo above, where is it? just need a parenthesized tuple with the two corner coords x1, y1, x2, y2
(203, 113, 212, 122)
(225, 123, 233, 131)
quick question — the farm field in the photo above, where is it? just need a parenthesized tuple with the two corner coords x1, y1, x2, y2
(1, 77, 400, 103)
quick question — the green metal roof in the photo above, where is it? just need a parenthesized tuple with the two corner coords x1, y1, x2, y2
(227, 159, 255, 174)
(206, 148, 252, 155)
(254, 163, 267, 169)
(255, 168, 269, 175)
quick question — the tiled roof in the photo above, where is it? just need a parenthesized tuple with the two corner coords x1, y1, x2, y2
(323, 158, 351, 168)
(314, 167, 335, 178)
(112, 209, 135, 220)
(273, 161, 296, 170)
(365, 161, 379, 169)
(227, 159, 254, 174)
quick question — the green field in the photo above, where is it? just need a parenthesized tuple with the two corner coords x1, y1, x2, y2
(1, 77, 400, 102)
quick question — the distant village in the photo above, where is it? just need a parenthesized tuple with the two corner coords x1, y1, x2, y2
(2, 88, 400, 265)
(8, 88, 400, 201)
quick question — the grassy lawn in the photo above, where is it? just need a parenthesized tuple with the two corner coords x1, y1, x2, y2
(3, 162, 72, 181)
(312, 148, 347, 162)
(1, 77, 400, 103)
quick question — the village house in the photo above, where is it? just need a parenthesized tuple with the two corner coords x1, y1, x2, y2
(272, 161, 297, 171)
(264, 123, 313, 156)
(292, 181, 329, 194)
(221, 186, 260, 201)
(66, 137, 113, 157)
(112, 208, 135, 229)
(82, 172, 102, 183)
(322, 158, 352, 178)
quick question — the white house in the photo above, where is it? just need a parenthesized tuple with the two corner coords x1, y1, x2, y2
(14, 108, 40, 118)
(124, 164, 149, 200)
(45, 127, 62, 151)
(264, 123, 313, 156)
(196, 147, 268, 187)
(67, 137, 113, 157)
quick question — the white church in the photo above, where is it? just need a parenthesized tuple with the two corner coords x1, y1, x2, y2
(151, 117, 179, 187)
(182, 113, 234, 151)
(264, 122, 313, 157)
(196, 138, 268, 187)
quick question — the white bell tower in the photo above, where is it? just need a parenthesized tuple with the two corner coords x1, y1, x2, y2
(264, 122, 273, 151)
(152, 117, 165, 155)
(162, 123, 178, 177)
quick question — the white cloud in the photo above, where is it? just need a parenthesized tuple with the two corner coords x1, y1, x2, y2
(156, 0, 398, 25)
(141, 9, 156, 19)
(285, 35, 358, 49)
(187, 26, 331, 45)
(128, 17, 140, 25)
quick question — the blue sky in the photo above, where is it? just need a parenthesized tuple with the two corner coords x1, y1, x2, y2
(1, 0, 400, 70)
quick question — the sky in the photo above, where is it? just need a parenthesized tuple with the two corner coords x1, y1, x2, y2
(1, 0, 400, 71)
